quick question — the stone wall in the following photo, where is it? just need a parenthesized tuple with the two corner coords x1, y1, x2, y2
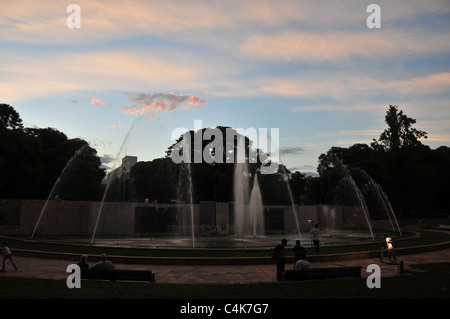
(0, 199, 365, 237)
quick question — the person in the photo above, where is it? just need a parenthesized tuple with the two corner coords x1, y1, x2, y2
(272, 239, 287, 281)
(292, 240, 310, 270)
(292, 240, 306, 262)
(380, 234, 397, 264)
(91, 254, 115, 271)
(77, 254, 90, 269)
(310, 224, 320, 253)
(1, 242, 18, 272)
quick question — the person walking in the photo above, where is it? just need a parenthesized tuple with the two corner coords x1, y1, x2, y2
(272, 239, 287, 281)
(1, 242, 18, 272)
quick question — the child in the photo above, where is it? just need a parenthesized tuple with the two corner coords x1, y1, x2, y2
(1, 242, 18, 272)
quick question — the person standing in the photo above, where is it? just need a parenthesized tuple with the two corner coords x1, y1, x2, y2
(272, 239, 287, 281)
(310, 224, 320, 253)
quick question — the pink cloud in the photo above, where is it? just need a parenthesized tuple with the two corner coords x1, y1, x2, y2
(120, 105, 139, 115)
(188, 95, 206, 109)
(120, 92, 206, 120)
(104, 124, 127, 129)
(89, 96, 107, 105)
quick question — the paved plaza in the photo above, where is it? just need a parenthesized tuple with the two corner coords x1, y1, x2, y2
(1, 248, 450, 284)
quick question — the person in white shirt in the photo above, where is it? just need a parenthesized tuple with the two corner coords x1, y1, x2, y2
(1, 242, 18, 272)
(310, 224, 320, 253)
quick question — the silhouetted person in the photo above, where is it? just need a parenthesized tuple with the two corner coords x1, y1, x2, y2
(91, 254, 115, 271)
(77, 254, 90, 269)
(272, 239, 287, 281)
(292, 240, 306, 262)
(292, 240, 310, 270)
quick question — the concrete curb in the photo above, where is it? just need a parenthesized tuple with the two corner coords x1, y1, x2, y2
(12, 240, 450, 265)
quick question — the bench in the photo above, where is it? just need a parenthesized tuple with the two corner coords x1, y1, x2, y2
(438, 224, 450, 230)
(81, 269, 156, 282)
(284, 266, 362, 281)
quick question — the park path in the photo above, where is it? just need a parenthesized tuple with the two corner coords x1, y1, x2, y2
(2, 247, 450, 284)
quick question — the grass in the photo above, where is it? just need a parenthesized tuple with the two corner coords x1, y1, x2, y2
(1, 263, 449, 299)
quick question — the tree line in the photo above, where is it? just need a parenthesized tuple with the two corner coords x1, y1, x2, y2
(2, 103, 449, 219)
(0, 104, 105, 201)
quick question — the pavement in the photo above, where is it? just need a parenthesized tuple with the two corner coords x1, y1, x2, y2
(1, 248, 450, 284)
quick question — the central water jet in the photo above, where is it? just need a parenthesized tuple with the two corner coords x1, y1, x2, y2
(233, 136, 264, 236)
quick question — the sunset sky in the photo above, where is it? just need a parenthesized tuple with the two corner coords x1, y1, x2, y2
(1, 0, 449, 175)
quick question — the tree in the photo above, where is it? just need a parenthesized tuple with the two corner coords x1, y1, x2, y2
(130, 158, 179, 203)
(53, 144, 106, 201)
(371, 105, 427, 151)
(0, 104, 105, 200)
(314, 105, 450, 218)
(0, 104, 23, 131)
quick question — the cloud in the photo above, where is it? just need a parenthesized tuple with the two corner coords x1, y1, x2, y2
(240, 30, 450, 63)
(89, 96, 107, 105)
(0, 49, 209, 102)
(120, 92, 206, 120)
(99, 154, 117, 170)
(100, 154, 115, 163)
(426, 134, 450, 142)
(288, 164, 319, 176)
(0, 1, 308, 45)
(259, 70, 450, 106)
(279, 146, 305, 156)
(104, 124, 127, 129)
(4, 1, 449, 46)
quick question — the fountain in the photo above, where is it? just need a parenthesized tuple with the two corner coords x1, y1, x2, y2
(362, 173, 402, 236)
(186, 162, 196, 248)
(91, 117, 141, 245)
(330, 160, 403, 240)
(249, 174, 264, 236)
(263, 132, 302, 241)
(279, 164, 302, 241)
(31, 144, 89, 240)
(340, 175, 375, 240)
(18, 123, 409, 254)
(233, 135, 264, 237)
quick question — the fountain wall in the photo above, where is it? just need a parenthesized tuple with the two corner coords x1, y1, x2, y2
(0, 199, 366, 237)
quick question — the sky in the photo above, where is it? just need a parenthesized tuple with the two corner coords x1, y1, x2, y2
(1, 0, 450, 175)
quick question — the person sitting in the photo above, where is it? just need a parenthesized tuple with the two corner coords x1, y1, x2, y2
(294, 259, 310, 270)
(292, 240, 310, 270)
(292, 240, 307, 262)
(91, 254, 115, 271)
(77, 254, 90, 269)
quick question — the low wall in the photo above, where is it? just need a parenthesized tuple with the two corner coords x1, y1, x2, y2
(0, 199, 366, 237)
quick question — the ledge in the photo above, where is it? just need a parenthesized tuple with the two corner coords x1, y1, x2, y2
(12, 240, 450, 265)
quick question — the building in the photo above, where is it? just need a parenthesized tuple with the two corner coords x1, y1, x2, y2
(107, 156, 138, 181)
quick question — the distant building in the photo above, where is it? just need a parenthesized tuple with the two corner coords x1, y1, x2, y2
(107, 156, 138, 181)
